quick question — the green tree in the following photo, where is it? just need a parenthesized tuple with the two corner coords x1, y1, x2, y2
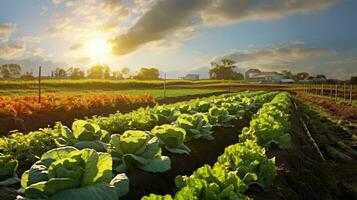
(54, 68, 67, 79)
(121, 67, 130, 79)
(295, 72, 309, 80)
(104, 65, 111, 79)
(133, 67, 159, 80)
(112, 71, 123, 80)
(88, 65, 104, 79)
(209, 59, 243, 80)
(0, 64, 21, 79)
(68, 67, 85, 79)
(351, 76, 357, 84)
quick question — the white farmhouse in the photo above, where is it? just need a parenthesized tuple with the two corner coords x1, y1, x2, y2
(245, 69, 283, 83)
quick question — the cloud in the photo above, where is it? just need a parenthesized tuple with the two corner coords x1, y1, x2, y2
(32, 48, 44, 56)
(69, 43, 84, 51)
(200, 0, 336, 26)
(328, 57, 357, 65)
(0, 44, 25, 59)
(0, 23, 16, 43)
(110, 0, 336, 55)
(213, 47, 335, 73)
(110, 0, 205, 55)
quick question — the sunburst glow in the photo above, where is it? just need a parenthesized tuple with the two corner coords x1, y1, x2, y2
(84, 37, 111, 62)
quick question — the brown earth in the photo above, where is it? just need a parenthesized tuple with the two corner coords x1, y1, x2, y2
(295, 92, 357, 122)
(121, 118, 250, 200)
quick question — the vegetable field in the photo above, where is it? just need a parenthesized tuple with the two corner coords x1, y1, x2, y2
(0, 90, 356, 200)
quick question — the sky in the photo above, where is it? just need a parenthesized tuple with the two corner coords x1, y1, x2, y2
(0, 0, 357, 79)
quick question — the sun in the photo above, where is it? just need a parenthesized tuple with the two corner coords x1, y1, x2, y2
(84, 37, 111, 62)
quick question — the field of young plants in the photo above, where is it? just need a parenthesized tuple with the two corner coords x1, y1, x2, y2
(0, 89, 356, 200)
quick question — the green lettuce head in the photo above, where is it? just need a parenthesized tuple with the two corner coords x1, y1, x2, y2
(216, 140, 276, 191)
(19, 147, 129, 200)
(151, 124, 191, 155)
(208, 106, 236, 127)
(110, 130, 171, 173)
(55, 120, 109, 152)
(0, 153, 20, 186)
(175, 113, 214, 141)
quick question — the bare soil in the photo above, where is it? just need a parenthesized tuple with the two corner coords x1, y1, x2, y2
(295, 92, 357, 122)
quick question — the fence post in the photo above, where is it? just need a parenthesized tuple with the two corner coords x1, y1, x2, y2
(335, 84, 338, 101)
(350, 84, 353, 104)
(38, 66, 42, 103)
(330, 84, 332, 98)
(163, 73, 166, 99)
(321, 83, 324, 96)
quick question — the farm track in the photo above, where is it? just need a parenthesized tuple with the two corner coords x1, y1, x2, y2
(0, 91, 227, 135)
(121, 116, 252, 200)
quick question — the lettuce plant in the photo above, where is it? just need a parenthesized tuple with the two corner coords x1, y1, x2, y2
(151, 124, 191, 155)
(0, 153, 20, 186)
(152, 106, 181, 124)
(175, 113, 214, 141)
(19, 147, 129, 200)
(239, 93, 292, 149)
(110, 131, 171, 173)
(174, 164, 253, 200)
(193, 101, 211, 112)
(220, 102, 246, 118)
(54, 120, 110, 152)
(208, 107, 236, 127)
(216, 141, 276, 191)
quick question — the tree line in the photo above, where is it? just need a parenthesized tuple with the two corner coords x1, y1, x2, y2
(0, 64, 160, 80)
(1, 61, 356, 83)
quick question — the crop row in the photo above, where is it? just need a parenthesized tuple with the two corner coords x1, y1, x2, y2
(0, 93, 155, 117)
(0, 91, 278, 200)
(141, 92, 292, 199)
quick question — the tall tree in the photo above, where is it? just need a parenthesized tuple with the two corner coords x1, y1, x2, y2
(88, 65, 104, 79)
(133, 67, 159, 80)
(295, 72, 309, 80)
(104, 65, 111, 79)
(0, 64, 21, 79)
(68, 67, 85, 79)
(121, 67, 130, 79)
(209, 59, 243, 80)
(112, 71, 123, 80)
(54, 68, 67, 78)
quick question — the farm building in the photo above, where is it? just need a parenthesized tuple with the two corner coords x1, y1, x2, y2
(245, 68, 284, 83)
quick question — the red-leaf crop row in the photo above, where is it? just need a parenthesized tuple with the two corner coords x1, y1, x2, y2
(0, 93, 155, 117)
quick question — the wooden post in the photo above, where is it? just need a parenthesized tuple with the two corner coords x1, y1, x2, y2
(38, 66, 42, 103)
(335, 84, 338, 101)
(163, 73, 166, 99)
(330, 84, 332, 98)
(343, 83, 346, 100)
(350, 85, 353, 104)
(321, 83, 324, 96)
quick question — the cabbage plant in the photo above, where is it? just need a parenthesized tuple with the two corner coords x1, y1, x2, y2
(207, 107, 236, 127)
(19, 147, 129, 200)
(175, 113, 214, 141)
(216, 141, 276, 191)
(55, 120, 109, 152)
(174, 164, 253, 200)
(110, 131, 171, 173)
(220, 102, 246, 118)
(152, 106, 181, 124)
(151, 124, 190, 155)
(0, 153, 20, 186)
